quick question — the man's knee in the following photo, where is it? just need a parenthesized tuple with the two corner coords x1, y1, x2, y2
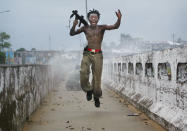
(80, 71, 90, 91)
(80, 70, 89, 82)
(80, 66, 90, 75)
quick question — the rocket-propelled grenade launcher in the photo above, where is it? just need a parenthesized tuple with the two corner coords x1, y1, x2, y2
(70, 10, 88, 27)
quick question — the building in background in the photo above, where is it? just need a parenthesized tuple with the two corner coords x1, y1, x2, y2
(14, 50, 63, 65)
(5, 49, 14, 64)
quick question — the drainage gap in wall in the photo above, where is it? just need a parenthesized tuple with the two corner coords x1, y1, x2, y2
(118, 63, 121, 82)
(158, 62, 171, 80)
(177, 63, 187, 84)
(122, 63, 127, 74)
(118, 63, 121, 72)
(145, 63, 154, 77)
(128, 62, 134, 74)
(136, 63, 143, 75)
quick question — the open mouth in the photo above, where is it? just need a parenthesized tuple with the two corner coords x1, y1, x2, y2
(92, 22, 96, 25)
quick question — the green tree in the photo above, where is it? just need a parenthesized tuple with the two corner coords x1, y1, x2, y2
(31, 48, 36, 51)
(0, 32, 11, 64)
(16, 48, 27, 52)
(0, 52, 6, 64)
(0, 32, 11, 51)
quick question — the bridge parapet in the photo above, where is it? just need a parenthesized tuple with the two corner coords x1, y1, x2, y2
(103, 46, 187, 131)
(0, 64, 56, 131)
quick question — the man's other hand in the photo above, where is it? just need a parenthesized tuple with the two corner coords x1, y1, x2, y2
(115, 9, 122, 20)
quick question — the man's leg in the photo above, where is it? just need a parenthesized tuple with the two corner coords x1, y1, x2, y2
(92, 53, 103, 107)
(80, 53, 93, 100)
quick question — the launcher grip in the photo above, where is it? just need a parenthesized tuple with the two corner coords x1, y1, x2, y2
(70, 10, 88, 27)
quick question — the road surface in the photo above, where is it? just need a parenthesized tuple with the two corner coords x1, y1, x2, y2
(22, 79, 166, 131)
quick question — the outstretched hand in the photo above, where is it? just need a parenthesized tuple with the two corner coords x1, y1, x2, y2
(115, 9, 122, 19)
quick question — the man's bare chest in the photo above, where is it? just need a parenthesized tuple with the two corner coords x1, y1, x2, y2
(85, 27, 103, 37)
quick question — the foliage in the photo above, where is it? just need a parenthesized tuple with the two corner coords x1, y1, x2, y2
(0, 32, 11, 51)
(31, 48, 36, 51)
(0, 32, 11, 64)
(0, 52, 5, 64)
(16, 48, 26, 52)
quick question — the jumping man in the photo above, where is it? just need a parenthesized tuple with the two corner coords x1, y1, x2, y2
(70, 9, 122, 107)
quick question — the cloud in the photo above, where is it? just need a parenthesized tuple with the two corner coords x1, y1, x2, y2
(0, 0, 186, 50)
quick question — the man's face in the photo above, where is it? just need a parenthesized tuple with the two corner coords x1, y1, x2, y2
(88, 14, 99, 26)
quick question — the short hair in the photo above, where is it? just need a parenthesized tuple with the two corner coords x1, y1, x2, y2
(87, 9, 100, 19)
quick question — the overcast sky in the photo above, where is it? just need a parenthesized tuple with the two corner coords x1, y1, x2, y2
(0, 0, 187, 51)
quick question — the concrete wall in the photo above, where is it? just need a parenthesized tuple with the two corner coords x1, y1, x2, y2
(103, 46, 187, 131)
(0, 65, 54, 131)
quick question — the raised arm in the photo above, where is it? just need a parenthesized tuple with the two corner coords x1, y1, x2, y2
(70, 19, 84, 36)
(102, 9, 122, 30)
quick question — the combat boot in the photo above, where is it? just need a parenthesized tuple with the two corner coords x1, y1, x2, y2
(86, 91, 93, 101)
(94, 97, 100, 108)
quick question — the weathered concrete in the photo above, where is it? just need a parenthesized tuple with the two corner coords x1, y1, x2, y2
(103, 46, 187, 131)
(0, 65, 55, 131)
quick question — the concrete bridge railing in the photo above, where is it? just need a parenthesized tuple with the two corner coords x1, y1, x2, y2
(0, 64, 57, 131)
(103, 46, 187, 131)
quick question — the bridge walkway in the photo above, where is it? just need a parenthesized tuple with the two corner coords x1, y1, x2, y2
(22, 79, 165, 131)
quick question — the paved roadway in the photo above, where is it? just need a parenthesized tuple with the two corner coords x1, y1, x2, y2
(22, 79, 166, 131)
